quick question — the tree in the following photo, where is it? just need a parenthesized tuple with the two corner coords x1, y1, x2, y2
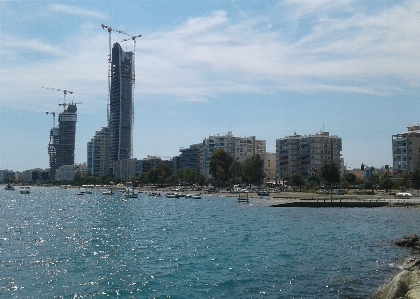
(229, 161, 243, 184)
(370, 173, 380, 192)
(148, 162, 172, 185)
(321, 163, 340, 198)
(412, 170, 420, 195)
(344, 173, 357, 186)
(308, 174, 320, 192)
(209, 149, 233, 186)
(291, 172, 305, 192)
(243, 154, 265, 185)
(379, 176, 393, 194)
(400, 171, 410, 190)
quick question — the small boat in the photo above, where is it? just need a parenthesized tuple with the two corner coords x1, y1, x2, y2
(257, 190, 270, 196)
(5, 183, 15, 190)
(165, 192, 179, 198)
(101, 189, 114, 195)
(20, 186, 30, 194)
(192, 194, 201, 199)
(123, 188, 138, 199)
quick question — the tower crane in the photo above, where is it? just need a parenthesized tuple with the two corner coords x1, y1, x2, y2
(46, 112, 56, 127)
(42, 86, 74, 111)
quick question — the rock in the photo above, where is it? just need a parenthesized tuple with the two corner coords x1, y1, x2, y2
(371, 270, 420, 299)
(395, 234, 420, 255)
(403, 258, 420, 271)
(395, 235, 420, 247)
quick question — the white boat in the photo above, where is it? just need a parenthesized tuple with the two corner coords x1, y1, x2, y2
(20, 186, 30, 194)
(123, 188, 138, 199)
(165, 192, 179, 198)
(186, 193, 201, 199)
(101, 189, 114, 195)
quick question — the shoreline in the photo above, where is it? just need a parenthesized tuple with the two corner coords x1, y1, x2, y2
(372, 235, 420, 299)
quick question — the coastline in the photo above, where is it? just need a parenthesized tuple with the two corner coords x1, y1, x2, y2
(371, 235, 420, 299)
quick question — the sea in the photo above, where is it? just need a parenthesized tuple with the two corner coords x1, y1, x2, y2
(1, 187, 419, 299)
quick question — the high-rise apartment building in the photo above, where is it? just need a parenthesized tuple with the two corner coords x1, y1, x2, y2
(201, 132, 266, 175)
(48, 103, 77, 179)
(276, 131, 342, 180)
(392, 124, 420, 174)
(87, 127, 109, 177)
(108, 42, 134, 174)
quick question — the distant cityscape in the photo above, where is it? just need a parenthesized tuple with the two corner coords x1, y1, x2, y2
(1, 26, 419, 184)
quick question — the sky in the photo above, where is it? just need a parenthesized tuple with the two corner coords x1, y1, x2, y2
(0, 0, 419, 172)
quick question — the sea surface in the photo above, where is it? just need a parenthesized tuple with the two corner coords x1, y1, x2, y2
(1, 187, 419, 299)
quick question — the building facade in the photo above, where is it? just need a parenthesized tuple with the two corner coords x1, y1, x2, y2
(179, 143, 203, 171)
(87, 127, 109, 177)
(392, 124, 420, 174)
(108, 42, 134, 174)
(48, 103, 77, 179)
(55, 164, 86, 181)
(276, 131, 343, 180)
(201, 132, 266, 175)
(113, 158, 138, 182)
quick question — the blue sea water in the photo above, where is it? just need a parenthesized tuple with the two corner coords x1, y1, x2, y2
(1, 187, 419, 298)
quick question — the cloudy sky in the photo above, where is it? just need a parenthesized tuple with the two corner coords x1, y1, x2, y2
(1, 0, 419, 172)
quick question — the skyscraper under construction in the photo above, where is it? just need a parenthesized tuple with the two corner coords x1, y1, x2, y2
(48, 103, 78, 179)
(108, 42, 134, 174)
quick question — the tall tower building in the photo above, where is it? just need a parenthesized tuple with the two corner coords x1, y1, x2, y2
(108, 42, 134, 174)
(48, 103, 77, 179)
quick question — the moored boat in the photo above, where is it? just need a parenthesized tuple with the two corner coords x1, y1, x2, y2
(19, 186, 30, 194)
(123, 188, 138, 199)
(101, 189, 114, 195)
(257, 190, 270, 196)
(5, 183, 15, 190)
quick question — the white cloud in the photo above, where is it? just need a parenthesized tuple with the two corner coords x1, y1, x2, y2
(48, 4, 105, 19)
(2, 1, 420, 114)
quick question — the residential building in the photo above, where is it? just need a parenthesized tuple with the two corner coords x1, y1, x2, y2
(108, 42, 134, 174)
(113, 158, 138, 181)
(55, 164, 86, 181)
(201, 132, 266, 176)
(48, 103, 78, 179)
(392, 124, 420, 174)
(87, 127, 109, 177)
(276, 131, 343, 180)
(0, 169, 15, 183)
(137, 156, 162, 174)
(179, 143, 203, 171)
(238, 152, 276, 184)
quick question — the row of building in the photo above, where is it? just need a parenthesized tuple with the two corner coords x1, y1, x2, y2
(2, 124, 419, 184)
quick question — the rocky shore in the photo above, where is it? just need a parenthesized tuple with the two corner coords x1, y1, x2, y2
(372, 234, 420, 299)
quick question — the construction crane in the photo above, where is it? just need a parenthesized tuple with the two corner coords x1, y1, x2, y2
(42, 86, 74, 111)
(46, 112, 56, 127)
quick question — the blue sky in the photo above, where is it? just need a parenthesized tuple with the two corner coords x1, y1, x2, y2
(1, 0, 419, 172)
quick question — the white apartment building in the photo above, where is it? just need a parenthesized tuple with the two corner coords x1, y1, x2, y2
(55, 164, 86, 181)
(392, 124, 420, 174)
(201, 132, 266, 175)
(276, 131, 343, 180)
